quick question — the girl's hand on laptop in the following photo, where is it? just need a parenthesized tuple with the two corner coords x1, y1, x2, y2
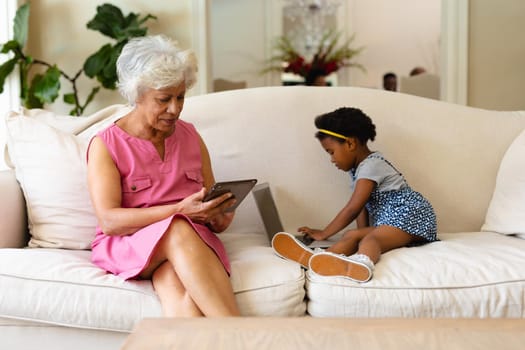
(298, 227, 325, 241)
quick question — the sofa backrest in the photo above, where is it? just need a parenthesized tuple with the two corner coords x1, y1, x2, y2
(183, 86, 525, 234)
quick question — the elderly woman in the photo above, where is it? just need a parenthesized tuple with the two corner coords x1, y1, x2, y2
(87, 35, 240, 317)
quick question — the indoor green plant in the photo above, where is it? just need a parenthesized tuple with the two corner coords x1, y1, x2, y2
(0, 2, 156, 115)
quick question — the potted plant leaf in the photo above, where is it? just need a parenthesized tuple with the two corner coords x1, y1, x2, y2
(0, 3, 156, 116)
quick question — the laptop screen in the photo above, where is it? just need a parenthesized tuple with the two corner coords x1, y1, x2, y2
(252, 182, 284, 242)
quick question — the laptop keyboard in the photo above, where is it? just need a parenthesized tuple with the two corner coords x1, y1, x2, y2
(297, 235, 314, 246)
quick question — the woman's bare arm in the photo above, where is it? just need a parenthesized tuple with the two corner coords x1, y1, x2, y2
(87, 136, 231, 236)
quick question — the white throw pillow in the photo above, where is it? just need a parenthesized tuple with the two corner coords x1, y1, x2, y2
(4, 105, 129, 249)
(481, 129, 525, 239)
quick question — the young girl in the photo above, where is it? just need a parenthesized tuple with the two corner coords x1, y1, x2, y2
(272, 107, 437, 282)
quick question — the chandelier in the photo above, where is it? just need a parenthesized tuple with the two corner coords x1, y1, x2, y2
(283, 0, 342, 60)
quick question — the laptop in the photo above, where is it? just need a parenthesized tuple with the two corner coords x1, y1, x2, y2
(252, 182, 339, 249)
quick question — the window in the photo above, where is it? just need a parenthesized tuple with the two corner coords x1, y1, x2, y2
(0, 0, 19, 170)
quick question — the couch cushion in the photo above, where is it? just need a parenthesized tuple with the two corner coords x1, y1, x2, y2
(0, 248, 160, 331)
(221, 233, 306, 316)
(481, 129, 525, 239)
(5, 115, 95, 249)
(0, 233, 305, 331)
(4, 106, 129, 249)
(306, 232, 525, 318)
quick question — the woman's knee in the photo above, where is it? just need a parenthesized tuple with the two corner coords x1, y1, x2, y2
(161, 217, 200, 249)
(157, 217, 211, 266)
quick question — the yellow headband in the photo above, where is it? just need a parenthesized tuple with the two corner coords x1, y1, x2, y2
(318, 129, 348, 140)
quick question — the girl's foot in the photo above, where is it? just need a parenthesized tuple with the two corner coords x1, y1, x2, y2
(309, 252, 374, 282)
(271, 232, 313, 269)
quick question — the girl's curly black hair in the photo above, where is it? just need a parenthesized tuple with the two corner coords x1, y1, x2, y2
(314, 107, 376, 144)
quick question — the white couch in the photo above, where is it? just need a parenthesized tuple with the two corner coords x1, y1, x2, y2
(2, 86, 525, 349)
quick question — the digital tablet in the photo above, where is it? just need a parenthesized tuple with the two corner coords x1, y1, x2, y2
(203, 179, 258, 212)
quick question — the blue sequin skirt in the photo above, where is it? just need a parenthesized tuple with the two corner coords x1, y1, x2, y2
(365, 187, 437, 242)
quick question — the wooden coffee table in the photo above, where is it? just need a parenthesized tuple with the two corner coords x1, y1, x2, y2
(121, 317, 525, 349)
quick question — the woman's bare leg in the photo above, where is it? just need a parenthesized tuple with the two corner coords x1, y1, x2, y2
(141, 218, 240, 316)
(167, 219, 240, 316)
(151, 261, 203, 317)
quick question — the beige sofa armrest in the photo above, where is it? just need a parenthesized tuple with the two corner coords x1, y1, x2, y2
(0, 170, 28, 248)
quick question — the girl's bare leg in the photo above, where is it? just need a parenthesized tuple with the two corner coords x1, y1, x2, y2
(310, 225, 420, 282)
(356, 225, 416, 263)
(326, 227, 374, 255)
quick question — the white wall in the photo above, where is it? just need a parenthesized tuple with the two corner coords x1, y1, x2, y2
(3, 0, 525, 115)
(210, 0, 441, 90)
(25, 0, 196, 115)
(210, 0, 270, 88)
(468, 0, 525, 110)
(345, 0, 441, 89)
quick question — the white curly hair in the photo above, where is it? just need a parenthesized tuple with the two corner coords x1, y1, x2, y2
(116, 34, 198, 105)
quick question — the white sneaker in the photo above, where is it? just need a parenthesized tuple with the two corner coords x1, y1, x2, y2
(271, 232, 314, 269)
(309, 252, 374, 282)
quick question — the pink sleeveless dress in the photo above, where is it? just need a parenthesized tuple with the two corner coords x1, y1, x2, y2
(90, 119, 230, 279)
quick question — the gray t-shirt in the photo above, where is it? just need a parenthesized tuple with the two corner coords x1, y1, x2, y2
(351, 152, 407, 192)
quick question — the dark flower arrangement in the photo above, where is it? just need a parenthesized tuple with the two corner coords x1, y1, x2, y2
(264, 30, 364, 81)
